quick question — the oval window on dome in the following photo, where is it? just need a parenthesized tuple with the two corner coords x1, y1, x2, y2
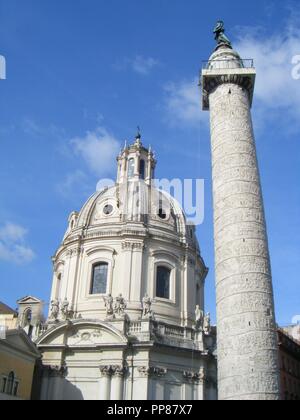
(103, 204, 113, 215)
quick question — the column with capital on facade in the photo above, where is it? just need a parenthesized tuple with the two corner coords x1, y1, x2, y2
(196, 368, 206, 400)
(183, 369, 205, 400)
(110, 366, 127, 400)
(133, 366, 151, 400)
(99, 366, 112, 400)
(45, 366, 67, 400)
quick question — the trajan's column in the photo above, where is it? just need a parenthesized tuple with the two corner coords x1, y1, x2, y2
(201, 22, 280, 400)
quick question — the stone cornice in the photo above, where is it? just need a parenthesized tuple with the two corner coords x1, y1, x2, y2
(55, 225, 200, 260)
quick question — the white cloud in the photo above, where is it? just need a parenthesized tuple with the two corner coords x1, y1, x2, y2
(0, 223, 27, 242)
(70, 127, 121, 177)
(164, 19, 300, 129)
(164, 78, 208, 126)
(0, 222, 35, 264)
(235, 23, 300, 117)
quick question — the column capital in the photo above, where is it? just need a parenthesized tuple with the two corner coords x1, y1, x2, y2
(47, 364, 68, 378)
(183, 369, 205, 384)
(111, 365, 128, 377)
(100, 365, 128, 377)
(99, 365, 112, 377)
(138, 366, 167, 378)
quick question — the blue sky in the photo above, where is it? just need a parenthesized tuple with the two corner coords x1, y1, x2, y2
(0, 0, 299, 325)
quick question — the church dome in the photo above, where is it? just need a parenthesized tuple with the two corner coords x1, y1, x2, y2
(51, 134, 206, 328)
(73, 187, 191, 237)
(64, 137, 200, 253)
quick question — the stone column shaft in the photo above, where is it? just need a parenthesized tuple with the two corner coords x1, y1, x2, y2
(202, 44, 280, 400)
(208, 82, 280, 400)
(99, 373, 111, 400)
(110, 374, 124, 400)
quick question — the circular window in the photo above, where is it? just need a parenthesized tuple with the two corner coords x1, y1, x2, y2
(103, 204, 113, 215)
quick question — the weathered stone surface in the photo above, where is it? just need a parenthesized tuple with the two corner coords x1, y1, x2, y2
(203, 50, 280, 400)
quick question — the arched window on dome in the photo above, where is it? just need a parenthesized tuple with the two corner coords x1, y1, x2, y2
(156, 266, 171, 300)
(139, 159, 145, 180)
(128, 158, 135, 179)
(90, 263, 108, 295)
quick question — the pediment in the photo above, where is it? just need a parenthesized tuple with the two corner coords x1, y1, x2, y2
(151, 250, 180, 262)
(17, 296, 42, 305)
(36, 320, 128, 348)
(85, 245, 116, 257)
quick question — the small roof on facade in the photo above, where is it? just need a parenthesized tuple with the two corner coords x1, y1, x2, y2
(1, 329, 41, 358)
(0, 301, 17, 315)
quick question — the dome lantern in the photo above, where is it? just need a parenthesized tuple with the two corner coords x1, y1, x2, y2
(117, 131, 156, 186)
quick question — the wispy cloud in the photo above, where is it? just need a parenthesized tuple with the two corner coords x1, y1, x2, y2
(115, 55, 160, 75)
(22, 118, 43, 136)
(21, 117, 66, 139)
(70, 127, 121, 177)
(131, 55, 160, 75)
(0, 223, 35, 264)
(56, 170, 91, 199)
(163, 78, 208, 127)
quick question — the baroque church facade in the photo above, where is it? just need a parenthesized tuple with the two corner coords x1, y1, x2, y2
(20, 134, 217, 400)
